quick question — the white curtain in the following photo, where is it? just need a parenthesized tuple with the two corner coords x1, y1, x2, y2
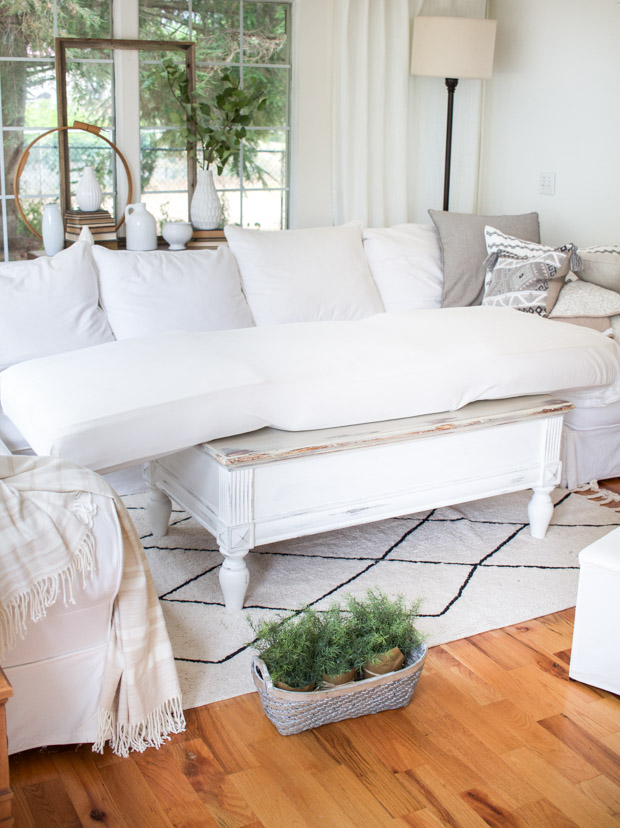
(331, 0, 487, 227)
(331, 0, 410, 228)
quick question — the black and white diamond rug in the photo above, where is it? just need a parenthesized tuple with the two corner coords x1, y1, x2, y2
(122, 488, 620, 712)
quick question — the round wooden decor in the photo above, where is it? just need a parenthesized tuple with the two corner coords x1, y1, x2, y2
(13, 121, 133, 239)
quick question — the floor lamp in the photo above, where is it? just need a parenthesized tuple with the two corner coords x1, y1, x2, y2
(410, 17, 497, 211)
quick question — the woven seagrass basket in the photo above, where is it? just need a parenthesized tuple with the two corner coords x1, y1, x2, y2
(252, 642, 427, 736)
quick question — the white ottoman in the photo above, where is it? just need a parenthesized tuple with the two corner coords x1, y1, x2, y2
(569, 526, 620, 694)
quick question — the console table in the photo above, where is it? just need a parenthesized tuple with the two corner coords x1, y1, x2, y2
(146, 395, 572, 611)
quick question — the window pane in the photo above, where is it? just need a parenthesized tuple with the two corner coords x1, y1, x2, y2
(6, 197, 57, 261)
(58, 1, 112, 39)
(141, 131, 188, 193)
(242, 188, 285, 230)
(140, 55, 189, 129)
(244, 129, 286, 189)
(64, 57, 114, 128)
(139, 1, 192, 41)
(193, 0, 241, 64)
(12, 130, 59, 199)
(243, 2, 290, 65)
(1, 62, 56, 129)
(220, 190, 241, 226)
(0, 11, 53, 58)
(142, 192, 189, 226)
(244, 67, 288, 127)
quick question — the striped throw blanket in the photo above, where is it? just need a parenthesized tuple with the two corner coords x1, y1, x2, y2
(0, 455, 185, 757)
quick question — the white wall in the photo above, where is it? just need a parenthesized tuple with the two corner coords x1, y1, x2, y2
(479, 0, 620, 246)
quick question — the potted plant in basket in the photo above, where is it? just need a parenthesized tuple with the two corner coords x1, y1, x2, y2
(249, 590, 427, 736)
(315, 603, 363, 687)
(162, 60, 268, 230)
(346, 589, 424, 678)
(249, 607, 321, 692)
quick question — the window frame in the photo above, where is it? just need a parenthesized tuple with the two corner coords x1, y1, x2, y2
(55, 36, 197, 220)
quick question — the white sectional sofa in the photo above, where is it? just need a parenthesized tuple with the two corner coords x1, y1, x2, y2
(1, 212, 620, 486)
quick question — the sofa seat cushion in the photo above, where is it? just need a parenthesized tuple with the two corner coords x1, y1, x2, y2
(0, 333, 268, 473)
(93, 245, 254, 338)
(2, 308, 620, 474)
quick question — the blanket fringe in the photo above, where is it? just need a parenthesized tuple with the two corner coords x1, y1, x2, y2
(93, 697, 186, 758)
(0, 493, 97, 659)
(573, 480, 620, 514)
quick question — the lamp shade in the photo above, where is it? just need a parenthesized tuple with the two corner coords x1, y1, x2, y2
(410, 17, 497, 80)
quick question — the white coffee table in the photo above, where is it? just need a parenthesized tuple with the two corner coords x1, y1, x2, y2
(146, 395, 571, 611)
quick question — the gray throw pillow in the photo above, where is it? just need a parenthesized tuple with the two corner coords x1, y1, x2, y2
(429, 209, 540, 308)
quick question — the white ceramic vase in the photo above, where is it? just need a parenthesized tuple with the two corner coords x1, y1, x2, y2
(190, 167, 222, 230)
(41, 204, 64, 256)
(124, 202, 158, 251)
(162, 221, 193, 250)
(75, 165, 103, 212)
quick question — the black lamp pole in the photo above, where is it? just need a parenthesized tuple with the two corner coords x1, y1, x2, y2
(443, 77, 459, 211)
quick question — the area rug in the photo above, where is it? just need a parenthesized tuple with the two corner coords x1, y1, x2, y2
(122, 488, 620, 712)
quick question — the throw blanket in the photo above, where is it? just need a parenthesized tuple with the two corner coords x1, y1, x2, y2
(0, 456, 185, 756)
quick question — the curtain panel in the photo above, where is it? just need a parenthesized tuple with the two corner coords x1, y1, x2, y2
(331, 0, 487, 227)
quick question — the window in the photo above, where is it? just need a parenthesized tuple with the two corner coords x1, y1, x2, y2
(0, 0, 292, 261)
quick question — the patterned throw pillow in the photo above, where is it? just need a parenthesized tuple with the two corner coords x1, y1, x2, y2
(482, 247, 571, 316)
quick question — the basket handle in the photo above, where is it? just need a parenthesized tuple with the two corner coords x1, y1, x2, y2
(251, 657, 273, 691)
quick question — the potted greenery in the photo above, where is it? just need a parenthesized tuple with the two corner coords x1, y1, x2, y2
(315, 603, 361, 687)
(346, 589, 424, 678)
(250, 590, 427, 735)
(249, 608, 321, 692)
(162, 60, 267, 229)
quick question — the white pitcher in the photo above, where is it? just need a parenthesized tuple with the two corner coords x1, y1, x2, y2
(125, 202, 157, 251)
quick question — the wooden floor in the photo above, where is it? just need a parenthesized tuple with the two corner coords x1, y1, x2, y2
(8, 607, 620, 828)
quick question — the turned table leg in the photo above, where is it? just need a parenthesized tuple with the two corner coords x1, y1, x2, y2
(0, 666, 13, 827)
(147, 485, 173, 537)
(528, 486, 555, 539)
(217, 466, 255, 611)
(218, 543, 251, 612)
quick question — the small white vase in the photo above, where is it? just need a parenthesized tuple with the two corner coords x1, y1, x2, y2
(124, 202, 158, 251)
(75, 165, 103, 212)
(190, 168, 222, 230)
(41, 204, 64, 256)
(162, 221, 193, 250)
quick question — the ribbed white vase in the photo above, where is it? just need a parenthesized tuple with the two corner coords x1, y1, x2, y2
(41, 204, 64, 256)
(190, 168, 222, 230)
(76, 165, 103, 212)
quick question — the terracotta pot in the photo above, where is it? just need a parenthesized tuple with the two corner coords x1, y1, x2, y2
(322, 668, 358, 687)
(274, 680, 316, 692)
(362, 647, 405, 679)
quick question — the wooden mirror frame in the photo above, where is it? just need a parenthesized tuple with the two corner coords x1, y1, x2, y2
(55, 37, 197, 220)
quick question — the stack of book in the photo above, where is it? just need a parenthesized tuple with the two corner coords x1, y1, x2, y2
(64, 209, 118, 248)
(186, 228, 228, 249)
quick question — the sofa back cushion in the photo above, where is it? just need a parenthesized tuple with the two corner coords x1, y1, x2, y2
(224, 222, 384, 325)
(93, 245, 254, 339)
(0, 241, 114, 372)
(362, 223, 443, 310)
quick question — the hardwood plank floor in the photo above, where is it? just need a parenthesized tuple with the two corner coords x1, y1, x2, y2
(8, 607, 620, 827)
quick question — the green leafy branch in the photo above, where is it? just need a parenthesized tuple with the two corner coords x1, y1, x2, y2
(162, 59, 268, 176)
